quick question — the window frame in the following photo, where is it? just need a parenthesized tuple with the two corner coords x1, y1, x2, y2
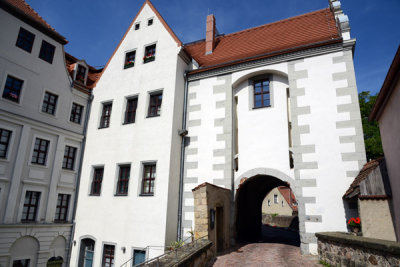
(15, 27, 35, 53)
(124, 50, 136, 69)
(0, 128, 12, 159)
(124, 96, 138, 124)
(12, 258, 31, 267)
(273, 194, 278, 204)
(62, 145, 77, 170)
(38, 40, 56, 64)
(21, 190, 41, 222)
(99, 102, 112, 129)
(134, 22, 140, 30)
(143, 43, 156, 63)
(116, 165, 130, 196)
(90, 167, 104, 196)
(54, 193, 71, 222)
(147, 91, 162, 118)
(70, 102, 84, 124)
(253, 78, 271, 109)
(132, 248, 146, 266)
(75, 64, 87, 84)
(31, 137, 50, 166)
(41, 91, 58, 115)
(141, 163, 156, 196)
(102, 244, 115, 267)
(2, 75, 24, 104)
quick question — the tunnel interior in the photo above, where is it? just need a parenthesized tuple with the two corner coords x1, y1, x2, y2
(236, 175, 291, 241)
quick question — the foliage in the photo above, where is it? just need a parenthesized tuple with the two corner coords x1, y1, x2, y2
(347, 217, 361, 227)
(319, 260, 332, 267)
(271, 213, 279, 218)
(358, 91, 384, 160)
(169, 240, 184, 250)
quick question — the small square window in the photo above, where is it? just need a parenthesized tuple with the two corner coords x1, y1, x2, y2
(141, 163, 156, 196)
(22, 191, 40, 222)
(55, 194, 70, 222)
(135, 23, 140, 30)
(116, 165, 130, 196)
(31, 138, 49, 165)
(253, 79, 270, 108)
(100, 103, 112, 128)
(124, 97, 138, 124)
(42, 91, 58, 115)
(62, 146, 77, 170)
(148, 92, 162, 117)
(0, 128, 12, 158)
(90, 167, 104, 196)
(39, 40, 55, 64)
(124, 51, 136, 69)
(16, 27, 35, 53)
(76, 65, 87, 84)
(2, 75, 23, 103)
(143, 44, 156, 63)
(148, 19, 153, 26)
(70, 103, 84, 124)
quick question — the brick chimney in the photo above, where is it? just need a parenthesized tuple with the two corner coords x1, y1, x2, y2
(205, 14, 216, 55)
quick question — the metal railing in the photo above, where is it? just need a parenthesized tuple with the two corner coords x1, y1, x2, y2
(120, 235, 209, 267)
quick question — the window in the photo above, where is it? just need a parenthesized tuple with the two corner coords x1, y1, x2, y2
(100, 103, 112, 128)
(124, 51, 136, 69)
(147, 19, 153, 26)
(148, 92, 162, 117)
(55, 194, 70, 222)
(141, 164, 156, 195)
(16, 27, 35, 53)
(41, 91, 58, 115)
(2, 75, 23, 103)
(62, 146, 77, 170)
(31, 138, 49, 165)
(76, 65, 87, 83)
(282, 200, 284, 207)
(253, 79, 270, 108)
(267, 199, 270, 206)
(22, 191, 40, 222)
(133, 250, 146, 265)
(12, 259, 30, 267)
(70, 103, 84, 124)
(116, 165, 130, 195)
(90, 168, 104, 196)
(102, 245, 115, 267)
(0, 128, 12, 158)
(273, 194, 278, 204)
(39, 40, 55, 63)
(124, 97, 138, 124)
(143, 44, 156, 63)
(289, 151, 294, 169)
(135, 23, 140, 30)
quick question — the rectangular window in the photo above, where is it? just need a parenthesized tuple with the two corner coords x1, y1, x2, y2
(147, 19, 153, 26)
(39, 40, 55, 64)
(76, 65, 87, 83)
(70, 103, 84, 124)
(143, 44, 156, 63)
(0, 128, 12, 158)
(31, 138, 49, 165)
(90, 168, 104, 196)
(62, 146, 77, 170)
(148, 92, 162, 117)
(100, 103, 112, 128)
(254, 79, 270, 108)
(116, 165, 130, 196)
(273, 194, 278, 204)
(124, 51, 136, 69)
(55, 194, 70, 222)
(133, 249, 146, 265)
(135, 23, 140, 30)
(16, 27, 35, 53)
(267, 199, 271, 206)
(102, 245, 115, 267)
(141, 164, 156, 195)
(124, 97, 138, 124)
(41, 91, 58, 115)
(22, 191, 40, 222)
(12, 259, 30, 267)
(2, 75, 23, 103)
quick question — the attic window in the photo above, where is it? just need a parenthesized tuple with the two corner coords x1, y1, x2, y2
(124, 51, 136, 69)
(76, 65, 87, 84)
(147, 19, 153, 26)
(135, 23, 140, 30)
(143, 44, 156, 63)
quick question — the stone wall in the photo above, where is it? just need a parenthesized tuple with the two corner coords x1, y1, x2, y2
(262, 214, 299, 229)
(316, 232, 400, 267)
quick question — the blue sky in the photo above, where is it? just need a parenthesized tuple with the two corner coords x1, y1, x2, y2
(27, 0, 399, 94)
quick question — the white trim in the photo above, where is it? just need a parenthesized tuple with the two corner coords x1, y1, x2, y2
(38, 89, 60, 118)
(67, 101, 85, 127)
(0, 71, 28, 106)
(138, 161, 157, 197)
(88, 165, 104, 196)
(122, 94, 139, 125)
(98, 100, 113, 129)
(0, 122, 18, 161)
(54, 190, 74, 222)
(145, 89, 163, 118)
(114, 163, 132, 196)
(28, 134, 53, 168)
(61, 141, 79, 172)
(142, 42, 157, 65)
(123, 49, 137, 70)
(17, 186, 45, 223)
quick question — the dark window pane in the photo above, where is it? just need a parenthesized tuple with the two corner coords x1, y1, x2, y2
(141, 164, 156, 195)
(90, 168, 104, 195)
(253, 79, 270, 108)
(0, 129, 12, 158)
(62, 146, 76, 170)
(124, 51, 136, 69)
(148, 93, 162, 117)
(39, 40, 55, 64)
(76, 65, 86, 83)
(42, 92, 58, 115)
(117, 165, 130, 195)
(100, 103, 112, 128)
(21, 191, 40, 222)
(2, 75, 23, 103)
(124, 98, 138, 124)
(143, 44, 156, 63)
(31, 138, 49, 165)
(15, 27, 35, 53)
(55, 194, 70, 222)
(70, 103, 83, 124)
(102, 245, 115, 267)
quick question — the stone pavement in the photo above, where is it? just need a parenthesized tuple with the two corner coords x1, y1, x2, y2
(210, 225, 321, 267)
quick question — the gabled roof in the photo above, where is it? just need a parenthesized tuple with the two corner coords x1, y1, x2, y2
(0, 0, 67, 44)
(184, 8, 341, 74)
(277, 186, 298, 212)
(95, 0, 182, 87)
(369, 46, 400, 121)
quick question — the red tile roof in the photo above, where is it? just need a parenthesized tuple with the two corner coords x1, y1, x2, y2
(277, 186, 298, 212)
(184, 8, 340, 73)
(1, 0, 67, 44)
(343, 158, 383, 198)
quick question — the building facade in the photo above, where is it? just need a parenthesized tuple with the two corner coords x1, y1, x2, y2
(0, 1, 97, 266)
(262, 186, 297, 216)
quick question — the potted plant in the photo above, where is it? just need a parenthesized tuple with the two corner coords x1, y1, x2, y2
(347, 217, 361, 234)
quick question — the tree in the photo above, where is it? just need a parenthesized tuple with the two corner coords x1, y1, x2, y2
(358, 91, 384, 160)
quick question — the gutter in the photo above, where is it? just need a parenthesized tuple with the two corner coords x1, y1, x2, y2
(177, 71, 189, 241)
(66, 93, 93, 266)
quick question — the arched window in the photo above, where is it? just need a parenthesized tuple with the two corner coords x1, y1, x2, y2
(47, 256, 63, 267)
(78, 238, 95, 267)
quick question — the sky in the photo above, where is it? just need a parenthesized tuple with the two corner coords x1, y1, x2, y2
(27, 0, 400, 95)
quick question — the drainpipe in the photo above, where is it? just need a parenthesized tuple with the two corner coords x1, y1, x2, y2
(177, 71, 189, 241)
(66, 92, 93, 267)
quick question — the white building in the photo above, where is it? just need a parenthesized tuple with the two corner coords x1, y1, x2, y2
(70, 0, 366, 264)
(0, 0, 99, 266)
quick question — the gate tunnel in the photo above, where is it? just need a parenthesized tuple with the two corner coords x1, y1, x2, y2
(236, 174, 295, 241)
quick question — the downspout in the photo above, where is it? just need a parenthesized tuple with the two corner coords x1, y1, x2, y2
(66, 92, 93, 267)
(177, 71, 189, 241)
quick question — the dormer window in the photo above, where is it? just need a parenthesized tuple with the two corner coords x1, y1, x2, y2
(76, 65, 87, 84)
(143, 44, 156, 63)
(124, 51, 136, 69)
